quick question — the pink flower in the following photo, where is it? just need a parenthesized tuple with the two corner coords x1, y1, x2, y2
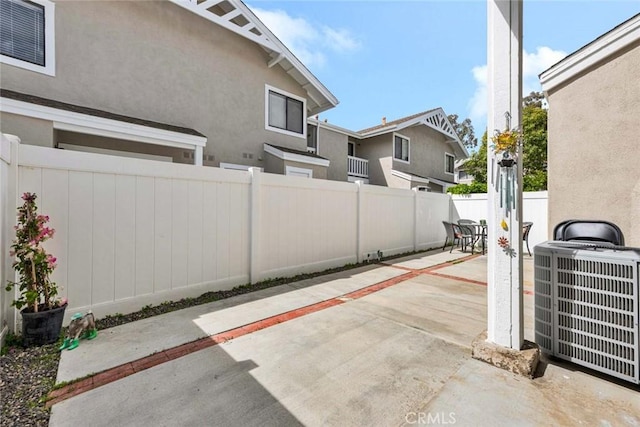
(46, 254, 57, 269)
(22, 192, 36, 202)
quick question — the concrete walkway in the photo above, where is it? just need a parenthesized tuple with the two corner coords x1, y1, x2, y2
(49, 249, 640, 426)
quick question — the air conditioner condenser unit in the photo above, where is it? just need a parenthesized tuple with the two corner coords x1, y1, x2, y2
(534, 241, 640, 384)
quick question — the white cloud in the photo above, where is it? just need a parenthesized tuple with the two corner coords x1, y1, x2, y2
(468, 64, 488, 124)
(522, 46, 567, 96)
(322, 27, 362, 53)
(467, 46, 567, 124)
(250, 7, 360, 69)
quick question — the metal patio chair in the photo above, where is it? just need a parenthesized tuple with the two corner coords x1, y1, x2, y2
(557, 220, 625, 246)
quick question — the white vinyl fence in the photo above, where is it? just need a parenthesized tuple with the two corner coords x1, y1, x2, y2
(451, 192, 549, 248)
(0, 134, 16, 344)
(0, 137, 551, 336)
(1, 139, 454, 332)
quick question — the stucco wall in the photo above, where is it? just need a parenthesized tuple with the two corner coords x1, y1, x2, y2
(357, 125, 457, 190)
(0, 1, 310, 167)
(317, 126, 348, 181)
(0, 113, 53, 147)
(355, 134, 390, 186)
(546, 41, 640, 246)
(56, 131, 189, 164)
(263, 153, 327, 179)
(390, 126, 456, 184)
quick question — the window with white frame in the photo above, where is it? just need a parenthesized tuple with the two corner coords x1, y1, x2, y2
(445, 153, 455, 174)
(266, 85, 305, 137)
(393, 134, 409, 163)
(0, 0, 55, 75)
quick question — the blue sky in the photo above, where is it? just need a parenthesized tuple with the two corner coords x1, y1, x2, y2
(249, 1, 640, 135)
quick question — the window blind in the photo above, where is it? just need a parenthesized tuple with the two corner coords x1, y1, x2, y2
(0, 0, 45, 66)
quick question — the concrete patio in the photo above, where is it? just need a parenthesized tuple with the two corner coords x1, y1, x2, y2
(49, 249, 640, 426)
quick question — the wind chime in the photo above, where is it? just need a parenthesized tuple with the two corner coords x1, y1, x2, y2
(492, 112, 521, 257)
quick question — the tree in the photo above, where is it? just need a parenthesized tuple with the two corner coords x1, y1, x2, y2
(448, 114, 478, 149)
(522, 91, 545, 108)
(448, 91, 548, 193)
(521, 92, 547, 191)
(460, 130, 488, 184)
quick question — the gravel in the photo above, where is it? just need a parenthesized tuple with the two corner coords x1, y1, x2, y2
(1, 339, 60, 427)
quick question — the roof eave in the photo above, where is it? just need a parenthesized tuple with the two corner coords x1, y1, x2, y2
(169, 0, 338, 114)
(540, 13, 640, 94)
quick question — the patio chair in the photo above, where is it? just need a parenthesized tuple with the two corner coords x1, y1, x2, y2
(553, 219, 575, 240)
(522, 222, 533, 256)
(558, 220, 625, 246)
(442, 221, 463, 252)
(457, 223, 478, 254)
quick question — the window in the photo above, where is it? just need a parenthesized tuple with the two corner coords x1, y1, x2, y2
(265, 85, 305, 138)
(458, 170, 468, 179)
(393, 134, 409, 163)
(445, 153, 455, 174)
(0, 0, 54, 75)
(307, 124, 317, 152)
(347, 141, 355, 157)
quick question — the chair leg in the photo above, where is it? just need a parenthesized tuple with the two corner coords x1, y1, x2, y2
(526, 239, 531, 256)
(449, 238, 455, 253)
(442, 237, 449, 251)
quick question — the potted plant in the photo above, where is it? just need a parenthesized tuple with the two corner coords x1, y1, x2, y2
(5, 192, 66, 346)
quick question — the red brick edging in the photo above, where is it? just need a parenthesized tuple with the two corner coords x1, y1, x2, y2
(46, 253, 490, 407)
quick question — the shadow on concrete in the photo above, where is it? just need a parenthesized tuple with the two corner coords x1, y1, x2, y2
(52, 342, 304, 426)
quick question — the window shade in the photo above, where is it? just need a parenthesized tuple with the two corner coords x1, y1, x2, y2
(0, 0, 45, 66)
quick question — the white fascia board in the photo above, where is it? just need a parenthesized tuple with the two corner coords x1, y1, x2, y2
(263, 143, 330, 167)
(307, 118, 362, 139)
(0, 97, 207, 150)
(391, 169, 430, 184)
(359, 125, 398, 138)
(540, 14, 640, 93)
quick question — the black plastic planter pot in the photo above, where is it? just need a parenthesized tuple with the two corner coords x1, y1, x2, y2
(21, 303, 67, 347)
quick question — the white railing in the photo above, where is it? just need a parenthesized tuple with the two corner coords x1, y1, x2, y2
(348, 155, 368, 178)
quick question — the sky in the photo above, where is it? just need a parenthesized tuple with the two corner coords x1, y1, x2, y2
(247, 0, 640, 136)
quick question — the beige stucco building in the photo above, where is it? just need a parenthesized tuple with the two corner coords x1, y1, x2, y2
(308, 109, 469, 192)
(540, 13, 640, 246)
(0, 0, 468, 188)
(0, 0, 337, 176)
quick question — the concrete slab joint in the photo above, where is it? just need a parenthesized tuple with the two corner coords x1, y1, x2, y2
(471, 331, 540, 378)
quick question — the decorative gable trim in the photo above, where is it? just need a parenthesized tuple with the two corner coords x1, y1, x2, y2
(169, 0, 279, 52)
(420, 109, 458, 141)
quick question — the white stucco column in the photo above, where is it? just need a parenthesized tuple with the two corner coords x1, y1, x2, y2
(486, 0, 524, 350)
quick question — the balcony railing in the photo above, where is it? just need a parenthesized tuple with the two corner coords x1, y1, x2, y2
(348, 156, 368, 178)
